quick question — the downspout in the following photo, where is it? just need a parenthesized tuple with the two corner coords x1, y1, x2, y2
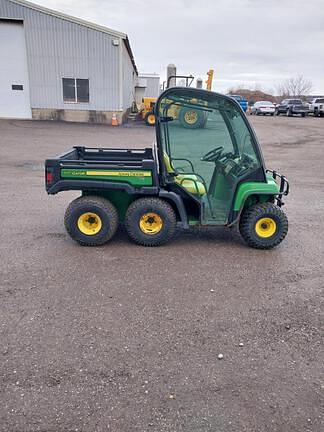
(118, 38, 123, 113)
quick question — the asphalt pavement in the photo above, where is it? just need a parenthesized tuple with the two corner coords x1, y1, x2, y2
(0, 116, 323, 431)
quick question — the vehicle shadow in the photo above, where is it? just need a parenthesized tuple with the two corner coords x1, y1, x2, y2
(111, 224, 245, 249)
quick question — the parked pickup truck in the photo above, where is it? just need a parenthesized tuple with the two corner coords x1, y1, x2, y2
(308, 97, 324, 117)
(226, 94, 248, 112)
(276, 99, 309, 117)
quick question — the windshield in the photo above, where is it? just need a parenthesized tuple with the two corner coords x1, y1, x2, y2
(288, 99, 302, 104)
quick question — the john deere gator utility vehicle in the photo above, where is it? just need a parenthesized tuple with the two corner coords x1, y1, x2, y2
(45, 87, 289, 249)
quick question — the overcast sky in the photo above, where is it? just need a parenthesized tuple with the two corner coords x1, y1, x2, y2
(38, 0, 324, 94)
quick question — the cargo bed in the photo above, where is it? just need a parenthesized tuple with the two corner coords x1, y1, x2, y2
(45, 146, 159, 195)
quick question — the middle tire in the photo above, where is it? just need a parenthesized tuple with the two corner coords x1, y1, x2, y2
(125, 197, 176, 246)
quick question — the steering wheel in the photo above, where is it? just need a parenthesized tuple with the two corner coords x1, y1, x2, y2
(201, 146, 224, 162)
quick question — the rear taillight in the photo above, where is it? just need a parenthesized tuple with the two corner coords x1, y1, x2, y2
(46, 169, 53, 184)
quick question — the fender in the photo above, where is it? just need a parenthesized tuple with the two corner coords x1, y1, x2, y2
(159, 190, 189, 229)
(233, 176, 279, 213)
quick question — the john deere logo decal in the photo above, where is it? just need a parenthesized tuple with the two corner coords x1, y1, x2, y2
(61, 169, 152, 178)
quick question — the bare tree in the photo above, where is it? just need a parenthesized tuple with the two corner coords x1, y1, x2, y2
(276, 75, 313, 98)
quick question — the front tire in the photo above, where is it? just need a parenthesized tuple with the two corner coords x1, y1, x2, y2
(144, 111, 156, 126)
(239, 203, 288, 249)
(64, 196, 118, 246)
(125, 198, 176, 246)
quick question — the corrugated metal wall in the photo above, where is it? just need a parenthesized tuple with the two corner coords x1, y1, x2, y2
(144, 76, 160, 98)
(0, 0, 135, 111)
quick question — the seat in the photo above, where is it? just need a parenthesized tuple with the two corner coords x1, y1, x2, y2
(163, 152, 206, 196)
(175, 177, 206, 195)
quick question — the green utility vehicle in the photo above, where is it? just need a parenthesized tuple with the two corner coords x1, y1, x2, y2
(45, 87, 289, 249)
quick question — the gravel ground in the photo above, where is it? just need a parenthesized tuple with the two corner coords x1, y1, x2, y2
(0, 116, 323, 432)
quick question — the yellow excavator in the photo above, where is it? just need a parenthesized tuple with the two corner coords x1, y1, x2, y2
(141, 69, 214, 127)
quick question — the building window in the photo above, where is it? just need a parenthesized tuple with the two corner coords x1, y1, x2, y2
(62, 78, 89, 103)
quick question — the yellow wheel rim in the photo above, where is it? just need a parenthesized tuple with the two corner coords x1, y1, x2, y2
(255, 217, 277, 238)
(77, 212, 102, 235)
(147, 114, 155, 125)
(184, 110, 198, 125)
(139, 212, 163, 235)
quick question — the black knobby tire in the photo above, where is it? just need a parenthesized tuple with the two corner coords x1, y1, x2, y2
(125, 197, 176, 246)
(239, 203, 288, 249)
(178, 107, 205, 129)
(64, 195, 118, 246)
(144, 111, 156, 126)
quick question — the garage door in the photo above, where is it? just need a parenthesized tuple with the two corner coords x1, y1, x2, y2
(0, 20, 31, 119)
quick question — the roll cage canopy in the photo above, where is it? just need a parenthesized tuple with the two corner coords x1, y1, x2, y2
(152, 87, 268, 225)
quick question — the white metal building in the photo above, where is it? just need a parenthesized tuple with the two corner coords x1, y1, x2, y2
(135, 73, 160, 105)
(0, 0, 139, 123)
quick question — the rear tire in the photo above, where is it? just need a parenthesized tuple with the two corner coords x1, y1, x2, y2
(64, 196, 118, 246)
(239, 203, 288, 249)
(125, 197, 176, 246)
